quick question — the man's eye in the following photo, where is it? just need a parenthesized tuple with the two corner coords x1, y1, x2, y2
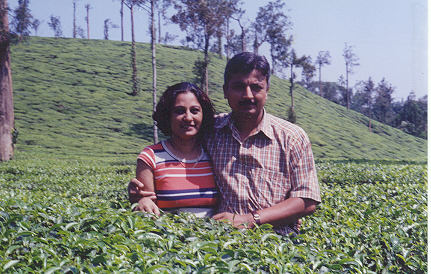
(232, 83, 244, 89)
(251, 84, 263, 91)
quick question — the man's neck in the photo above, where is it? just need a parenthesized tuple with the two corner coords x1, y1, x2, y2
(232, 111, 264, 141)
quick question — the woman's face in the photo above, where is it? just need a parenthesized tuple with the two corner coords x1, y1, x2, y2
(170, 91, 203, 140)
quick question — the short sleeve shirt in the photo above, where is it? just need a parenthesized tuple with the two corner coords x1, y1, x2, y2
(138, 141, 218, 209)
(205, 111, 321, 235)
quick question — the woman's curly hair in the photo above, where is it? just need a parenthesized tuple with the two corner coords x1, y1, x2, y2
(152, 82, 215, 140)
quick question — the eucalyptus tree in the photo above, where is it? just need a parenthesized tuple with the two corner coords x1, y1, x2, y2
(315, 50, 331, 97)
(48, 15, 63, 37)
(129, 0, 159, 142)
(85, 4, 90, 39)
(252, 0, 291, 62)
(124, 0, 142, 96)
(352, 78, 375, 132)
(0, 0, 15, 161)
(73, 0, 77, 38)
(171, 0, 236, 93)
(342, 43, 359, 109)
(148, 0, 158, 142)
(278, 47, 308, 122)
(11, 0, 33, 40)
(300, 56, 315, 90)
(104, 19, 119, 40)
(31, 18, 40, 35)
(120, 0, 124, 41)
(373, 78, 395, 125)
(230, 7, 247, 54)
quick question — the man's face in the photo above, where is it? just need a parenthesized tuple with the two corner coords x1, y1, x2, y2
(223, 69, 268, 120)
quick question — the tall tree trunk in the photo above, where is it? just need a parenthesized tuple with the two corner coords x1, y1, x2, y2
(225, 19, 229, 60)
(157, 9, 161, 44)
(120, 0, 124, 41)
(130, 5, 138, 96)
(202, 33, 209, 94)
(318, 65, 322, 97)
(217, 33, 222, 58)
(151, 0, 158, 143)
(240, 25, 246, 52)
(368, 98, 372, 132)
(290, 64, 294, 109)
(73, 1, 76, 38)
(345, 64, 350, 109)
(86, 5, 90, 39)
(253, 32, 258, 54)
(0, 0, 14, 161)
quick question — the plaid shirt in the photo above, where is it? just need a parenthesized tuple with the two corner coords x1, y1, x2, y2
(205, 111, 321, 235)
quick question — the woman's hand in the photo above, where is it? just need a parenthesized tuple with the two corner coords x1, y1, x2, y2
(134, 197, 160, 216)
(212, 212, 255, 229)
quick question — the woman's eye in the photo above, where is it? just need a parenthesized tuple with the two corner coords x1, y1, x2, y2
(173, 108, 185, 115)
(190, 108, 201, 114)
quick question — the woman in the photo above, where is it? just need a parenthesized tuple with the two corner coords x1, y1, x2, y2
(134, 82, 218, 218)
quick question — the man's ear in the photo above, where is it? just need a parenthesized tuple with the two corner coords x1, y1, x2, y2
(223, 84, 227, 99)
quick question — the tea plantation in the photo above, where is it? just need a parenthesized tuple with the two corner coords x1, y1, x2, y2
(0, 157, 427, 272)
(0, 37, 428, 272)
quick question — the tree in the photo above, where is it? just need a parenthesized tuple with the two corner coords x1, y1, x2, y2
(395, 93, 427, 138)
(11, 0, 33, 40)
(150, 0, 158, 143)
(85, 4, 90, 39)
(0, 0, 15, 161)
(300, 56, 315, 89)
(315, 50, 331, 97)
(253, 0, 292, 73)
(118, 0, 124, 41)
(337, 75, 348, 107)
(282, 49, 307, 112)
(76, 26, 85, 38)
(352, 77, 375, 132)
(124, 0, 141, 96)
(231, 6, 247, 54)
(373, 78, 395, 125)
(172, 0, 236, 93)
(73, 0, 77, 38)
(48, 15, 62, 38)
(172, 0, 233, 93)
(342, 43, 359, 109)
(103, 18, 118, 40)
(155, 0, 173, 44)
(31, 18, 40, 36)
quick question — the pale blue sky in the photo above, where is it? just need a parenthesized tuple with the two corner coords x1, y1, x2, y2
(9, 0, 428, 100)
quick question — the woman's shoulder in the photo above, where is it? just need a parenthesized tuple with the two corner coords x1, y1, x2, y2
(140, 142, 165, 153)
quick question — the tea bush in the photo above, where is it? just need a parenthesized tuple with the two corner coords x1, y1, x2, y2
(0, 159, 427, 272)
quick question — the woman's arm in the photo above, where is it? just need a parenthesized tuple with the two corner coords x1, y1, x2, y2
(133, 160, 160, 215)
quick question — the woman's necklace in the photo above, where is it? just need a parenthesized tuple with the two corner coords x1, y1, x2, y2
(166, 139, 203, 168)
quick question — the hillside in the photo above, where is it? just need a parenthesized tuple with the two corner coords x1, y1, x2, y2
(10, 37, 426, 162)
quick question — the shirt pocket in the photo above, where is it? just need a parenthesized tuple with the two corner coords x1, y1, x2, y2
(249, 168, 290, 208)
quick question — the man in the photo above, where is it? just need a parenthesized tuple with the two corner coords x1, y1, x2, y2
(129, 52, 321, 236)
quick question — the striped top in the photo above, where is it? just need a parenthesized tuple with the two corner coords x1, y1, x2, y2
(137, 141, 218, 210)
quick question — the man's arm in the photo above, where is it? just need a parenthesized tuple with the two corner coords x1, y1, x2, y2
(213, 197, 317, 228)
(128, 178, 157, 203)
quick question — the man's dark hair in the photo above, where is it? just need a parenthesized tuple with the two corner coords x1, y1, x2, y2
(153, 82, 215, 140)
(224, 52, 270, 86)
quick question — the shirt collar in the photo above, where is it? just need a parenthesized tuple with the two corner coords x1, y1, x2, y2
(215, 109, 275, 140)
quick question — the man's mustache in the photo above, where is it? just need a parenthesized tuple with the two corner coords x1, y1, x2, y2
(238, 100, 256, 106)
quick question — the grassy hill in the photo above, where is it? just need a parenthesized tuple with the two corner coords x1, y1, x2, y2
(10, 37, 426, 162)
